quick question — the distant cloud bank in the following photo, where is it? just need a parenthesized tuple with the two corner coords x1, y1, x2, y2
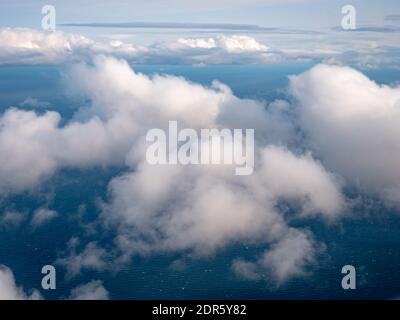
(0, 27, 399, 68)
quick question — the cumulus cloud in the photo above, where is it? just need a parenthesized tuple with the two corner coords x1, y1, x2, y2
(26, 58, 399, 283)
(231, 258, 262, 281)
(151, 35, 275, 64)
(262, 229, 318, 282)
(0, 265, 41, 300)
(233, 229, 321, 283)
(0, 109, 93, 194)
(56, 239, 110, 278)
(0, 58, 216, 194)
(0, 56, 286, 195)
(255, 146, 344, 219)
(0, 56, 348, 282)
(1, 56, 347, 283)
(103, 143, 342, 274)
(68, 280, 109, 300)
(164, 35, 269, 53)
(290, 64, 400, 207)
(0, 28, 144, 65)
(0, 210, 26, 228)
(0, 28, 273, 65)
(1, 27, 316, 66)
(30, 208, 59, 228)
(65, 57, 343, 280)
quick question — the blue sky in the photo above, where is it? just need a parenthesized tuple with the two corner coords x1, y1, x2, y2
(1, 0, 400, 31)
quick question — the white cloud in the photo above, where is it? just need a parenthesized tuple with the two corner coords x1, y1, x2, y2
(232, 229, 320, 283)
(0, 28, 273, 65)
(169, 35, 269, 52)
(30, 208, 59, 228)
(1, 27, 400, 67)
(0, 56, 278, 194)
(68, 280, 109, 300)
(104, 143, 342, 279)
(0, 28, 144, 65)
(255, 146, 344, 219)
(172, 37, 217, 50)
(219, 35, 269, 52)
(56, 239, 110, 278)
(0, 210, 26, 228)
(290, 64, 400, 207)
(0, 265, 42, 300)
(0, 28, 274, 66)
(64, 57, 343, 279)
(231, 259, 262, 281)
(1, 56, 346, 283)
(259, 229, 319, 283)
(0, 106, 133, 194)
(155, 35, 274, 64)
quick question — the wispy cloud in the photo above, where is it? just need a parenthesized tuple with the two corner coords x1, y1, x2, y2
(332, 25, 400, 33)
(60, 21, 322, 35)
(385, 14, 400, 22)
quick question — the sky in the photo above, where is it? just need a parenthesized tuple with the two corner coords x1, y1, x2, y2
(1, 0, 400, 31)
(1, 0, 399, 67)
(1, 0, 400, 301)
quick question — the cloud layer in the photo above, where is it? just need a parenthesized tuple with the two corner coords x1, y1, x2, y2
(1, 27, 400, 68)
(1, 54, 400, 286)
(35, 56, 344, 283)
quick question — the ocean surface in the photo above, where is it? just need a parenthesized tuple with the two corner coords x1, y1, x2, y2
(1, 62, 400, 299)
